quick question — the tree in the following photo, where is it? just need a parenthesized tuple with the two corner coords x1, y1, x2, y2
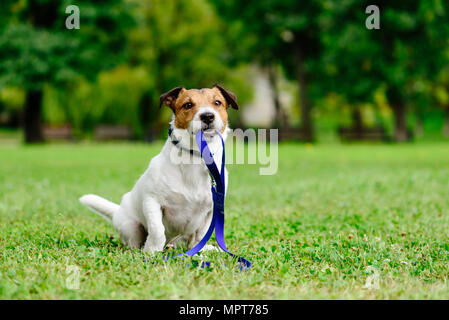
(210, 0, 324, 141)
(320, 0, 449, 141)
(0, 0, 132, 143)
(318, 1, 381, 132)
(434, 67, 449, 137)
(128, 0, 250, 140)
(375, 1, 449, 141)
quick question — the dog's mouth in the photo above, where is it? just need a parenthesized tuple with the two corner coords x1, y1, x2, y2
(189, 125, 216, 138)
(201, 123, 216, 134)
(188, 117, 221, 137)
(202, 126, 215, 132)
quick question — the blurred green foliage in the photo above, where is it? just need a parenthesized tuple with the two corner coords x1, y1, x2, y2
(125, 0, 252, 138)
(211, 0, 449, 141)
(0, 0, 449, 142)
(0, 0, 131, 89)
(0, 0, 133, 142)
(320, 1, 449, 140)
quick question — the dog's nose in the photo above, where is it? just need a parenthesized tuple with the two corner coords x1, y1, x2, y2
(200, 112, 215, 125)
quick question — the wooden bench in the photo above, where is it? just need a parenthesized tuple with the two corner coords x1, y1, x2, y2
(94, 125, 132, 141)
(42, 124, 74, 141)
(278, 128, 310, 142)
(338, 126, 389, 142)
(231, 127, 309, 142)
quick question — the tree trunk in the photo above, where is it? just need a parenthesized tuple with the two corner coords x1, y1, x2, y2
(387, 88, 409, 142)
(139, 91, 152, 142)
(443, 107, 449, 138)
(352, 107, 364, 139)
(267, 65, 287, 128)
(140, 88, 166, 142)
(414, 115, 423, 138)
(392, 103, 408, 142)
(294, 41, 314, 142)
(24, 89, 44, 143)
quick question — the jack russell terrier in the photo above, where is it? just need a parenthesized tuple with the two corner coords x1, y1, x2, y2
(80, 84, 238, 253)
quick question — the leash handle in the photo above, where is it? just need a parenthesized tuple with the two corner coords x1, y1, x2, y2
(163, 130, 251, 271)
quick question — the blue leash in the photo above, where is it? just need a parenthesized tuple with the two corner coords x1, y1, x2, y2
(162, 130, 252, 271)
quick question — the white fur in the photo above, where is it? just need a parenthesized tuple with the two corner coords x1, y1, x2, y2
(80, 106, 229, 253)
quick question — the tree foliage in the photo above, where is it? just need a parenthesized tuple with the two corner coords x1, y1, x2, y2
(1, 0, 449, 142)
(128, 0, 251, 138)
(0, 0, 132, 142)
(321, 0, 449, 140)
(0, 0, 132, 90)
(210, 0, 327, 140)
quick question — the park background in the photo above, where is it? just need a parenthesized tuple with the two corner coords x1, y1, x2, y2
(1, 0, 449, 299)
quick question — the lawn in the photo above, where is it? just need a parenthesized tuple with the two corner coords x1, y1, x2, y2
(1, 141, 449, 299)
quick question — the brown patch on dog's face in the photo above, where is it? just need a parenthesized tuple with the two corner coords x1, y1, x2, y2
(163, 87, 229, 133)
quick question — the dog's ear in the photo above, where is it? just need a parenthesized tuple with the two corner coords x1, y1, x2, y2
(213, 84, 239, 110)
(160, 87, 185, 110)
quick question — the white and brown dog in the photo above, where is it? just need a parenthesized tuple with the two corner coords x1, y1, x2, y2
(80, 84, 238, 253)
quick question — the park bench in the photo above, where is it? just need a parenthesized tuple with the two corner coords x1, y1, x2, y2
(42, 124, 74, 141)
(94, 125, 132, 141)
(338, 126, 389, 142)
(278, 127, 309, 141)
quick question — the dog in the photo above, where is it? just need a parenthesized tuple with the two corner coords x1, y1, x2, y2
(79, 84, 239, 253)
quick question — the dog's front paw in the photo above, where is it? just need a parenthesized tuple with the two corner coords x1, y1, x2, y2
(143, 241, 165, 254)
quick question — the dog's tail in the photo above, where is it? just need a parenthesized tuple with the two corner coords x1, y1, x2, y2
(79, 194, 119, 222)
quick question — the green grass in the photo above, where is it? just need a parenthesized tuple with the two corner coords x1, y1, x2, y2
(1, 141, 449, 299)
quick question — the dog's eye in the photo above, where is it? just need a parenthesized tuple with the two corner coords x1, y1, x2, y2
(214, 100, 222, 106)
(182, 102, 193, 109)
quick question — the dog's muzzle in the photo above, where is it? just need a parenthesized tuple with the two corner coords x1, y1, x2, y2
(200, 112, 215, 124)
(199, 112, 216, 131)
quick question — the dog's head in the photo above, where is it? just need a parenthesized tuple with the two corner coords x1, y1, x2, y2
(160, 84, 238, 137)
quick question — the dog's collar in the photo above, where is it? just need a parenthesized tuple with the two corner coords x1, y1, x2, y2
(168, 125, 202, 157)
